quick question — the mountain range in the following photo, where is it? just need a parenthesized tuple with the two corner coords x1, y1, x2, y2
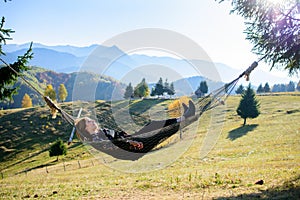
(3, 42, 293, 86)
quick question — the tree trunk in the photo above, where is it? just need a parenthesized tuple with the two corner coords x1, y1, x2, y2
(243, 118, 247, 126)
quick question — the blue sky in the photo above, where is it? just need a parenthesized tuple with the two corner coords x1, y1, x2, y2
(1, 0, 297, 82)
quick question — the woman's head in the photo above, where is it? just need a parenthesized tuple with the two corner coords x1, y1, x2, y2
(75, 117, 99, 141)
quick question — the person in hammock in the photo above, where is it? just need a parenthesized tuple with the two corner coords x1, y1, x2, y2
(75, 100, 196, 154)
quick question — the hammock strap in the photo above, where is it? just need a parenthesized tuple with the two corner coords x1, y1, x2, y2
(0, 57, 75, 126)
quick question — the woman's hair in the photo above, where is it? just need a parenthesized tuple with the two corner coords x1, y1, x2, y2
(75, 117, 93, 141)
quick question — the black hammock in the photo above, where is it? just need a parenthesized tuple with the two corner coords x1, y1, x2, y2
(42, 61, 258, 160)
(2, 52, 258, 160)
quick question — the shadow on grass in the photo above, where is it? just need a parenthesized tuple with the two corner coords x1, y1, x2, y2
(227, 124, 258, 141)
(215, 175, 300, 200)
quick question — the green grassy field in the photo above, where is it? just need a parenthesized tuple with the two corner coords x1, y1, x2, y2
(0, 94, 299, 199)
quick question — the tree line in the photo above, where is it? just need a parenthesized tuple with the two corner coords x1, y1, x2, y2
(123, 78, 175, 99)
(235, 81, 300, 94)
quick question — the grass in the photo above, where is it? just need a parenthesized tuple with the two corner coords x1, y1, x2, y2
(0, 93, 299, 199)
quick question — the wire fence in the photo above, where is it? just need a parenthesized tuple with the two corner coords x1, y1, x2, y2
(0, 158, 101, 179)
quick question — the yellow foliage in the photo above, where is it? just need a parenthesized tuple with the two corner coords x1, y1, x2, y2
(21, 93, 32, 108)
(168, 96, 191, 118)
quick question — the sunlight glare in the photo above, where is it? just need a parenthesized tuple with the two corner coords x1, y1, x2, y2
(265, 0, 286, 6)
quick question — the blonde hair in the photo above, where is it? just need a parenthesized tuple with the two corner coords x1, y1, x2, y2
(75, 117, 93, 141)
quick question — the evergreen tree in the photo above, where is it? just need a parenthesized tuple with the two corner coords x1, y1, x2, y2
(286, 81, 295, 92)
(264, 83, 271, 93)
(168, 82, 175, 96)
(163, 79, 169, 93)
(44, 84, 56, 101)
(296, 81, 300, 91)
(0, 14, 33, 101)
(280, 84, 287, 92)
(150, 87, 155, 97)
(21, 93, 32, 108)
(153, 77, 164, 96)
(49, 138, 67, 161)
(124, 82, 134, 99)
(235, 84, 244, 94)
(58, 83, 68, 102)
(221, 0, 300, 74)
(134, 78, 149, 98)
(236, 84, 260, 126)
(256, 84, 264, 93)
(195, 81, 208, 97)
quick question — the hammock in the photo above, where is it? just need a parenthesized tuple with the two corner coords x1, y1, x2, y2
(2, 55, 258, 160)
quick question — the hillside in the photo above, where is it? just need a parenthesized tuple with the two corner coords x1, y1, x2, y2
(0, 94, 299, 199)
(0, 67, 126, 109)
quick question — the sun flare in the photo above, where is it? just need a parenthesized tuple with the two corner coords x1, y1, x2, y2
(265, 0, 286, 5)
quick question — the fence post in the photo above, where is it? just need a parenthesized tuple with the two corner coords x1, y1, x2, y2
(78, 160, 81, 169)
(63, 161, 66, 171)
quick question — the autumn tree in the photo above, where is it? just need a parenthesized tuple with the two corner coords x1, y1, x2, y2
(44, 84, 56, 101)
(134, 78, 149, 98)
(21, 93, 32, 108)
(220, 0, 300, 75)
(58, 83, 68, 102)
(236, 84, 260, 126)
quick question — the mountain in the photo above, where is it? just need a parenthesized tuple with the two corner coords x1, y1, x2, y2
(3, 43, 295, 86)
(3, 43, 98, 57)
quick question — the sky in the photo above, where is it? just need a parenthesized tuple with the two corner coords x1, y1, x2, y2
(1, 0, 298, 83)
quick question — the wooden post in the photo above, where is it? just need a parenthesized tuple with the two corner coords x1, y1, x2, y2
(78, 160, 81, 169)
(63, 161, 66, 171)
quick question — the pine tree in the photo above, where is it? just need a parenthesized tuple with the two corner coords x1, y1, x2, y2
(195, 81, 208, 97)
(221, 0, 299, 74)
(44, 84, 56, 101)
(264, 83, 271, 93)
(58, 83, 68, 102)
(235, 84, 244, 94)
(168, 82, 175, 96)
(154, 77, 164, 97)
(236, 84, 260, 126)
(49, 139, 67, 161)
(124, 82, 133, 99)
(0, 13, 33, 101)
(286, 81, 295, 92)
(296, 81, 300, 91)
(256, 84, 264, 93)
(21, 93, 32, 108)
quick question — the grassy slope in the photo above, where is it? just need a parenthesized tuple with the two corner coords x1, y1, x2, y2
(0, 94, 299, 199)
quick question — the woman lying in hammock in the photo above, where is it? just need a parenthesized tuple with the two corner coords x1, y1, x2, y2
(75, 100, 196, 156)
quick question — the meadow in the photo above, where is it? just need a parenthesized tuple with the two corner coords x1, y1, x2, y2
(0, 94, 299, 199)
